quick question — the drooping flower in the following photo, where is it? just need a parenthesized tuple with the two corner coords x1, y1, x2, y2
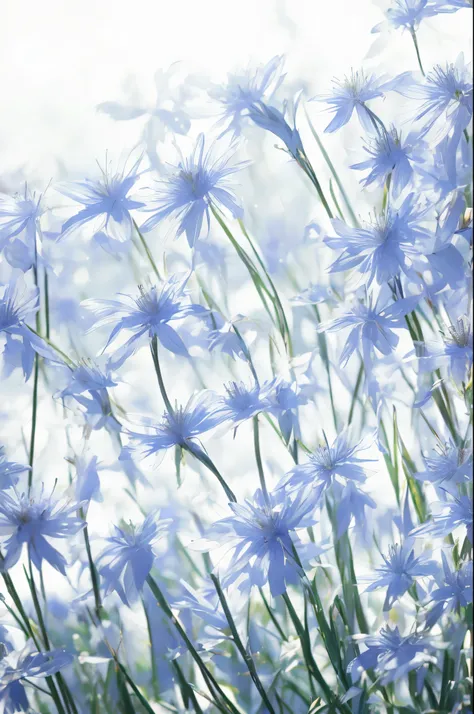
(247, 99, 304, 160)
(319, 293, 420, 370)
(0, 642, 74, 714)
(314, 69, 411, 134)
(347, 625, 437, 685)
(372, 0, 443, 34)
(0, 489, 85, 573)
(0, 447, 30, 491)
(83, 274, 206, 364)
(139, 134, 246, 247)
(123, 390, 225, 467)
(365, 540, 437, 610)
(325, 194, 428, 288)
(263, 377, 308, 444)
(204, 487, 322, 597)
(350, 126, 425, 199)
(56, 155, 145, 249)
(97, 512, 170, 605)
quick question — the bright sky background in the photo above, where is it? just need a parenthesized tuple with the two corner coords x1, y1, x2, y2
(1, 0, 471, 183)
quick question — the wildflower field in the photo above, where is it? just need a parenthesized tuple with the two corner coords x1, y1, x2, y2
(0, 1, 472, 712)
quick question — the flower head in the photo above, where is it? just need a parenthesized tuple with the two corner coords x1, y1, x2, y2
(83, 274, 205, 363)
(315, 69, 411, 134)
(57, 155, 145, 248)
(351, 127, 425, 199)
(0, 448, 30, 491)
(411, 55, 473, 143)
(425, 553, 472, 626)
(373, 0, 442, 33)
(416, 314, 473, 384)
(0, 186, 44, 254)
(206, 487, 320, 597)
(415, 439, 472, 493)
(325, 195, 427, 288)
(366, 540, 437, 610)
(218, 381, 270, 425)
(209, 56, 285, 137)
(319, 293, 420, 370)
(124, 390, 225, 467)
(347, 625, 437, 685)
(410, 495, 473, 542)
(0, 642, 74, 714)
(0, 490, 85, 574)
(140, 134, 246, 247)
(97, 512, 170, 605)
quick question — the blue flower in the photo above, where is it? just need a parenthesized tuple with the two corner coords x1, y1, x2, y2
(410, 495, 473, 542)
(217, 380, 271, 425)
(425, 553, 472, 626)
(263, 377, 308, 443)
(57, 155, 145, 248)
(335, 480, 377, 538)
(373, 0, 442, 33)
(139, 134, 246, 248)
(70, 450, 103, 505)
(247, 99, 304, 160)
(83, 274, 206, 363)
(0, 187, 44, 255)
(205, 487, 321, 597)
(173, 579, 229, 635)
(319, 293, 420, 369)
(97, 512, 170, 605)
(0, 447, 30, 491)
(347, 625, 437, 685)
(350, 127, 425, 199)
(0, 490, 85, 574)
(209, 56, 285, 137)
(124, 390, 225, 467)
(314, 69, 411, 134)
(207, 316, 246, 361)
(0, 642, 74, 714)
(415, 439, 472, 494)
(325, 195, 428, 288)
(410, 55, 473, 144)
(416, 314, 473, 384)
(365, 539, 437, 610)
(56, 359, 118, 399)
(0, 278, 56, 380)
(278, 430, 376, 498)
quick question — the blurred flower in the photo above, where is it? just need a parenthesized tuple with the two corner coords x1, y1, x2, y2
(314, 69, 411, 133)
(0, 642, 73, 714)
(247, 98, 303, 159)
(57, 155, 145, 249)
(263, 377, 308, 443)
(97, 511, 170, 606)
(140, 134, 246, 248)
(347, 625, 437, 685)
(0, 447, 30, 491)
(0, 186, 44, 256)
(410, 495, 473, 542)
(0, 489, 85, 573)
(416, 314, 473, 384)
(217, 380, 270, 425)
(414, 439, 472, 494)
(425, 553, 472, 626)
(372, 0, 442, 33)
(210, 55, 285, 137)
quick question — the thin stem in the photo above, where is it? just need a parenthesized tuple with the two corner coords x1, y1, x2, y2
(81, 514, 102, 621)
(134, 219, 162, 280)
(211, 574, 277, 714)
(189, 446, 237, 503)
(296, 149, 334, 220)
(253, 416, 270, 503)
(28, 353, 39, 492)
(410, 28, 425, 76)
(43, 269, 50, 339)
(150, 336, 174, 414)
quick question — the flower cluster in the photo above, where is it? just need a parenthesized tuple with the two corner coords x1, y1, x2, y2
(0, 2, 472, 713)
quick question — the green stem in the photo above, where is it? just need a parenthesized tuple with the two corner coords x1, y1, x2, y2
(410, 28, 425, 76)
(28, 353, 39, 492)
(81, 514, 102, 621)
(211, 575, 277, 714)
(253, 416, 270, 503)
(134, 219, 162, 280)
(150, 336, 174, 414)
